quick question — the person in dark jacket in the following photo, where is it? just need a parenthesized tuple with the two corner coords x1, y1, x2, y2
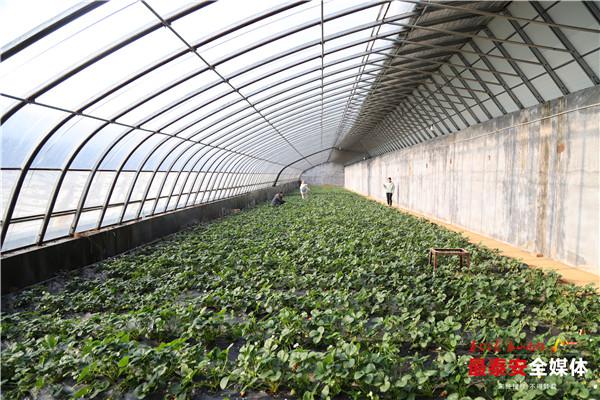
(271, 192, 285, 206)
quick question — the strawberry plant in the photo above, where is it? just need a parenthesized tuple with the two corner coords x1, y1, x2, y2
(1, 187, 598, 399)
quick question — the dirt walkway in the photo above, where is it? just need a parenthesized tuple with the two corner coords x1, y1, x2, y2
(351, 190, 599, 290)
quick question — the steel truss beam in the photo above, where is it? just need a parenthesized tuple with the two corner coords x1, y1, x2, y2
(530, 1, 600, 85)
(388, 21, 572, 54)
(505, 11, 569, 95)
(404, 0, 600, 33)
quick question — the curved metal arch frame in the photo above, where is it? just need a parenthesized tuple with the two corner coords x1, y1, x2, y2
(127, 31, 408, 170)
(1, 1, 219, 124)
(31, 3, 417, 244)
(83, 2, 406, 140)
(174, 147, 260, 211)
(1, 1, 106, 61)
(3, 0, 600, 251)
(237, 122, 342, 171)
(33, 50, 383, 242)
(268, 109, 351, 146)
(98, 64, 398, 231)
(211, 150, 304, 197)
(114, 97, 316, 227)
(189, 150, 274, 209)
(272, 147, 339, 187)
(248, 75, 385, 128)
(127, 3, 416, 168)
(99, 151, 298, 233)
(218, 81, 377, 150)
(151, 109, 319, 214)
(217, 129, 312, 193)
(97, 106, 256, 228)
(139, 146, 212, 216)
(4, 33, 300, 245)
(153, 145, 227, 215)
(10, 39, 394, 243)
(265, 102, 358, 142)
(152, 109, 314, 209)
(219, 108, 352, 180)
(150, 149, 232, 214)
(64, 115, 285, 233)
(163, 41, 395, 141)
(219, 90, 370, 159)
(156, 132, 287, 213)
(3, 1, 331, 123)
(136, 143, 223, 212)
(158, 52, 389, 155)
(165, 147, 244, 213)
(221, 159, 276, 200)
(142, 5, 311, 164)
(169, 130, 306, 211)
(117, 140, 198, 224)
(1, 0, 312, 244)
(18, 10, 600, 156)
(198, 149, 259, 205)
(84, 97, 258, 226)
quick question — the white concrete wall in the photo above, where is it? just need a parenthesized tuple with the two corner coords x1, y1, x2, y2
(345, 86, 600, 275)
(302, 162, 344, 187)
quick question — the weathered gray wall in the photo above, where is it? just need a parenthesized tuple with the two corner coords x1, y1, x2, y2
(345, 86, 599, 276)
(302, 162, 344, 186)
(1, 182, 298, 293)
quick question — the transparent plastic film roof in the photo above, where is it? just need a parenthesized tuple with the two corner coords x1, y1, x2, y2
(1, 0, 599, 252)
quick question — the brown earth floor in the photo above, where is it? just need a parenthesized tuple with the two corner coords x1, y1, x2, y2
(350, 190, 600, 291)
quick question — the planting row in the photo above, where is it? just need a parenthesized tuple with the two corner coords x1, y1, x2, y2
(2, 187, 598, 399)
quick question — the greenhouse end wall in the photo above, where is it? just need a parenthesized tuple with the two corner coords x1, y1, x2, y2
(301, 162, 345, 187)
(345, 86, 600, 276)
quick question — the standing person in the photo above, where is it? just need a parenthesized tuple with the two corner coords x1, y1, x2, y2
(383, 177, 395, 206)
(299, 180, 310, 199)
(271, 192, 285, 206)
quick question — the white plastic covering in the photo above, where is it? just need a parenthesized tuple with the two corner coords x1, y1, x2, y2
(1, 0, 598, 251)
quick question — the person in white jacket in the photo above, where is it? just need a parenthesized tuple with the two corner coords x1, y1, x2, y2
(299, 180, 310, 199)
(383, 177, 395, 206)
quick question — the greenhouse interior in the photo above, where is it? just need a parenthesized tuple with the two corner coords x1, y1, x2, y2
(1, 0, 599, 399)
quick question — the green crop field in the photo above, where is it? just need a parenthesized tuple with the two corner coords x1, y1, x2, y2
(2, 188, 598, 399)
